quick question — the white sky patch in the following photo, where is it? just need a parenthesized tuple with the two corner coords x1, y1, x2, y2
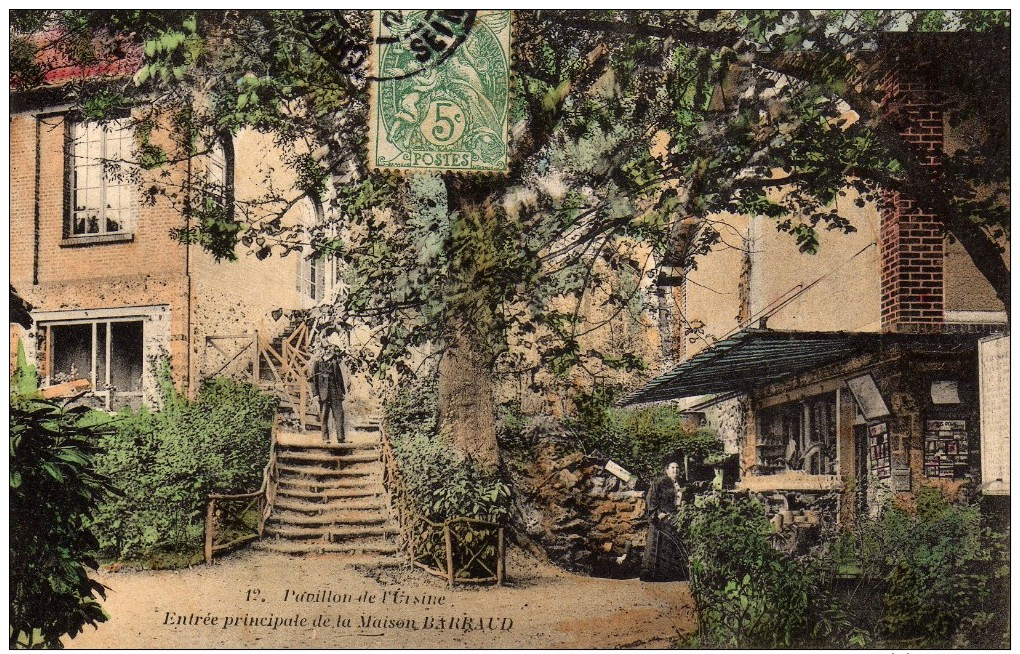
(536, 170, 569, 203)
(502, 186, 539, 221)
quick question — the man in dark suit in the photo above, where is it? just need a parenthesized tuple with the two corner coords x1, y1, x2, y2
(312, 356, 346, 443)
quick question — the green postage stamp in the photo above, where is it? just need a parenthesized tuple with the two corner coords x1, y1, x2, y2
(368, 10, 511, 173)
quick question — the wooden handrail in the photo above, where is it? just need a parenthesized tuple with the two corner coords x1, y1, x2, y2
(204, 416, 279, 564)
(380, 422, 505, 586)
(258, 417, 280, 536)
(209, 491, 262, 501)
(256, 321, 313, 431)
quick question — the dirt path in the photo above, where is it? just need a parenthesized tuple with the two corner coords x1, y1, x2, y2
(65, 549, 696, 649)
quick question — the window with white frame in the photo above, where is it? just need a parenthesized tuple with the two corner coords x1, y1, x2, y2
(756, 391, 840, 476)
(68, 117, 137, 237)
(42, 319, 144, 410)
(200, 136, 233, 215)
(296, 198, 328, 302)
(299, 255, 327, 302)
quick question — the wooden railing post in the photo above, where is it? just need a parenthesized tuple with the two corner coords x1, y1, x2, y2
(497, 527, 505, 586)
(252, 331, 259, 383)
(204, 498, 216, 565)
(444, 523, 455, 589)
(299, 372, 307, 431)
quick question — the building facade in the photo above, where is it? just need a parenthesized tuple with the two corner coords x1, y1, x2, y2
(9, 45, 336, 411)
(628, 37, 1009, 524)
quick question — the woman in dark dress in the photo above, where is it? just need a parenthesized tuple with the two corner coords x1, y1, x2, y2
(640, 459, 687, 581)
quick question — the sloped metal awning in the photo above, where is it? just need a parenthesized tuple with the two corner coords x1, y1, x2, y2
(620, 329, 885, 406)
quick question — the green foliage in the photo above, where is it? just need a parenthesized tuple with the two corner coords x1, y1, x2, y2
(132, 14, 202, 86)
(11, 340, 40, 398)
(12, 10, 1009, 389)
(187, 196, 242, 262)
(88, 366, 276, 561)
(79, 90, 127, 121)
(136, 118, 169, 170)
(385, 376, 511, 524)
(682, 487, 1009, 649)
(685, 492, 810, 647)
(850, 488, 1010, 647)
(567, 389, 720, 481)
(10, 399, 118, 649)
(391, 432, 512, 524)
(496, 399, 530, 458)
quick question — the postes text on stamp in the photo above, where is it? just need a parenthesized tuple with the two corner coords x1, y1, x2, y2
(368, 10, 511, 174)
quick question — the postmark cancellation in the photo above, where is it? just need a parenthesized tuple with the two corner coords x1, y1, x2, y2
(368, 10, 511, 174)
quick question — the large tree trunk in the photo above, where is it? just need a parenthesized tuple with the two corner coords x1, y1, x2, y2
(437, 333, 500, 475)
(435, 184, 502, 475)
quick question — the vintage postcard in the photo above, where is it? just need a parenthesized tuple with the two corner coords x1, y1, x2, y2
(8, 10, 1010, 649)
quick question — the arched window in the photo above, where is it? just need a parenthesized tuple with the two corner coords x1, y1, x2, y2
(203, 134, 234, 218)
(296, 198, 326, 302)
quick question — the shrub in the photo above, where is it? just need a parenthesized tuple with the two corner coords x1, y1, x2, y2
(685, 492, 810, 647)
(385, 375, 510, 524)
(568, 388, 720, 481)
(88, 366, 276, 561)
(10, 399, 118, 648)
(853, 487, 1010, 647)
(496, 398, 530, 459)
(682, 486, 1009, 649)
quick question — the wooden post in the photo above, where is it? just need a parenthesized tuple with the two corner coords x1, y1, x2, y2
(497, 527, 505, 586)
(204, 498, 216, 565)
(252, 331, 259, 383)
(444, 524, 455, 589)
(299, 373, 307, 432)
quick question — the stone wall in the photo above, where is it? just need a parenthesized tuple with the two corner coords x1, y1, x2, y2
(702, 395, 746, 455)
(511, 419, 647, 577)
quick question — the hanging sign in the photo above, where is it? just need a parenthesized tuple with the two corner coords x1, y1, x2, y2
(868, 422, 892, 479)
(924, 419, 968, 479)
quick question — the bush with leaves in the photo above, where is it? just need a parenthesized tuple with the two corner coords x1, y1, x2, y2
(568, 389, 720, 481)
(683, 486, 1009, 649)
(496, 398, 530, 460)
(10, 398, 119, 649)
(384, 375, 510, 524)
(684, 492, 810, 648)
(87, 367, 276, 562)
(849, 487, 1010, 647)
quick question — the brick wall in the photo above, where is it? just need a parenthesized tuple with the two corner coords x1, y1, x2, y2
(878, 62, 947, 333)
(10, 109, 192, 388)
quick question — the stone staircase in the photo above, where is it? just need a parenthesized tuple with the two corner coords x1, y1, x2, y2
(255, 420, 401, 565)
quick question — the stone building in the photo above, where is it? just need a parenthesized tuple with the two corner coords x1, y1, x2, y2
(9, 33, 338, 412)
(623, 34, 1009, 524)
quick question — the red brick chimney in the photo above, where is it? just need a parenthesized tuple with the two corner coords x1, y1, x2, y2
(878, 54, 946, 333)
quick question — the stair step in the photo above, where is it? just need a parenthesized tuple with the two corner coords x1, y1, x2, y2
(271, 511, 388, 527)
(255, 539, 401, 557)
(264, 524, 398, 541)
(275, 497, 386, 512)
(278, 451, 380, 465)
(277, 441, 380, 452)
(276, 486, 384, 501)
(278, 477, 384, 491)
(277, 464, 378, 477)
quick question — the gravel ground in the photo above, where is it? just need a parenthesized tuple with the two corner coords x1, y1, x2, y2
(65, 548, 696, 649)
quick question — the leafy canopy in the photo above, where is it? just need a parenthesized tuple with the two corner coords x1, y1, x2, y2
(10, 11, 1010, 383)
